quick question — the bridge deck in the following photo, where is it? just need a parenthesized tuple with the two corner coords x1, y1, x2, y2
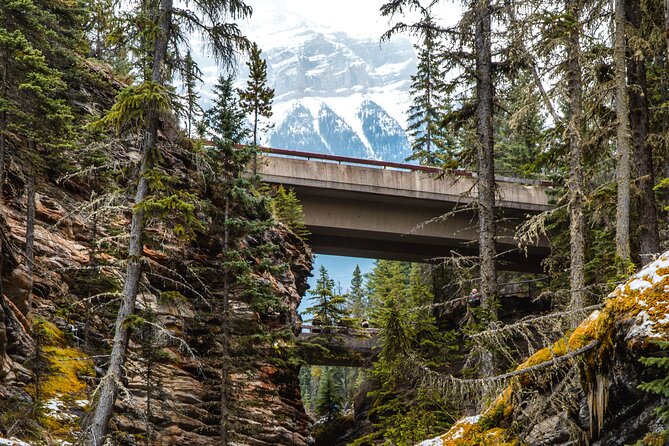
(258, 149, 552, 272)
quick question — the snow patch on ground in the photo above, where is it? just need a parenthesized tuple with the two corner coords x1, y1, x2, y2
(0, 438, 33, 446)
(44, 398, 77, 421)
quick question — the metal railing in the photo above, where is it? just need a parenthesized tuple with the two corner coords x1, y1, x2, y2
(200, 141, 552, 186)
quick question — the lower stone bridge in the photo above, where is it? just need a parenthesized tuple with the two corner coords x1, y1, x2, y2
(296, 326, 380, 367)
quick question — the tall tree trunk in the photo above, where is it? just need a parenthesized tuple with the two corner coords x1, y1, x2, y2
(220, 194, 230, 445)
(665, 0, 669, 61)
(567, 0, 586, 308)
(86, 1, 172, 444)
(475, 0, 497, 308)
(252, 107, 258, 177)
(25, 142, 36, 315)
(475, 0, 497, 377)
(0, 57, 6, 198)
(614, 0, 631, 265)
(626, 0, 660, 265)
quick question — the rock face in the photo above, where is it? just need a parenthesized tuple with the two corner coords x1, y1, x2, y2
(0, 64, 314, 445)
(417, 253, 669, 446)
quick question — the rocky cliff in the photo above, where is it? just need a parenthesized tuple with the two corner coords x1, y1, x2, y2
(0, 62, 314, 446)
(418, 253, 669, 446)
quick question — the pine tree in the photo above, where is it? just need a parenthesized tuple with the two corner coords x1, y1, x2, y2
(625, 0, 660, 265)
(406, 9, 452, 167)
(238, 42, 274, 174)
(181, 50, 203, 138)
(85, 0, 252, 443)
(348, 265, 367, 321)
(203, 74, 285, 444)
(270, 185, 308, 239)
(314, 366, 344, 421)
(306, 266, 351, 329)
(638, 341, 669, 422)
(565, 0, 586, 309)
(614, 0, 632, 266)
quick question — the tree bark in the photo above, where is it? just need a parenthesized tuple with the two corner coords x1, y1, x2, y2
(475, 0, 497, 378)
(25, 143, 36, 314)
(626, 0, 660, 265)
(665, 0, 669, 61)
(614, 0, 631, 265)
(0, 55, 7, 199)
(86, 1, 172, 444)
(220, 194, 230, 445)
(475, 0, 497, 309)
(566, 0, 586, 308)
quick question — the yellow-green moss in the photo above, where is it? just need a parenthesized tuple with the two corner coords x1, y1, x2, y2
(437, 418, 518, 446)
(33, 318, 66, 347)
(428, 257, 669, 446)
(40, 346, 93, 399)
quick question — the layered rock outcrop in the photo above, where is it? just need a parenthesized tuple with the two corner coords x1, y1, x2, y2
(418, 252, 669, 446)
(0, 63, 314, 445)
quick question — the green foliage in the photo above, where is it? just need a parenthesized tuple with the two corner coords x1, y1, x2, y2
(181, 50, 203, 138)
(406, 9, 454, 167)
(238, 42, 274, 146)
(347, 265, 368, 321)
(306, 266, 352, 328)
(314, 366, 345, 421)
(270, 185, 309, 239)
(354, 261, 457, 444)
(203, 74, 283, 313)
(638, 341, 669, 422)
(88, 81, 172, 134)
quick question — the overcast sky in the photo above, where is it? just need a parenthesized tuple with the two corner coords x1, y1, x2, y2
(243, 0, 391, 39)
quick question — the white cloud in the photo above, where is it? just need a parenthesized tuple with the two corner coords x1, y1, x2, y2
(245, 0, 391, 39)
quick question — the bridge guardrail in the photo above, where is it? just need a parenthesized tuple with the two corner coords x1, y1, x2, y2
(200, 141, 553, 187)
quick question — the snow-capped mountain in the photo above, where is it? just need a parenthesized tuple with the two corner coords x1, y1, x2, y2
(236, 8, 416, 162)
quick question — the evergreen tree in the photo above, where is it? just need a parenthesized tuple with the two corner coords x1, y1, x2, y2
(348, 265, 367, 320)
(306, 266, 351, 329)
(238, 42, 274, 173)
(638, 341, 669, 422)
(203, 74, 284, 443)
(405, 9, 452, 167)
(353, 260, 456, 445)
(181, 50, 203, 138)
(314, 366, 344, 421)
(614, 0, 632, 266)
(270, 185, 308, 239)
(85, 0, 252, 443)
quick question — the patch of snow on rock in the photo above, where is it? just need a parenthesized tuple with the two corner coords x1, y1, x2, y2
(416, 437, 443, 446)
(626, 311, 661, 340)
(44, 398, 76, 421)
(0, 438, 33, 446)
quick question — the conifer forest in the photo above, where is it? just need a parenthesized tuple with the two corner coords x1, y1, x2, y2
(1, 0, 669, 445)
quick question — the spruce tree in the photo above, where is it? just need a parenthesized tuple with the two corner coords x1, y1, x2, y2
(306, 266, 351, 329)
(181, 50, 203, 138)
(270, 185, 308, 239)
(314, 366, 344, 421)
(406, 9, 451, 167)
(238, 42, 274, 174)
(85, 0, 252, 443)
(348, 265, 367, 321)
(203, 74, 285, 443)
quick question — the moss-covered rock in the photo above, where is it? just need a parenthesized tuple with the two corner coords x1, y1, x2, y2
(418, 251, 669, 446)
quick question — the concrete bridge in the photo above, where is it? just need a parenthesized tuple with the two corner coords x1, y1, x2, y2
(258, 148, 552, 273)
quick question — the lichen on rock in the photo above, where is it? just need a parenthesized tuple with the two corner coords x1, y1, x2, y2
(417, 251, 669, 446)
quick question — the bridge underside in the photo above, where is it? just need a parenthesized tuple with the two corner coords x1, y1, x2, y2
(297, 188, 549, 273)
(260, 155, 551, 273)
